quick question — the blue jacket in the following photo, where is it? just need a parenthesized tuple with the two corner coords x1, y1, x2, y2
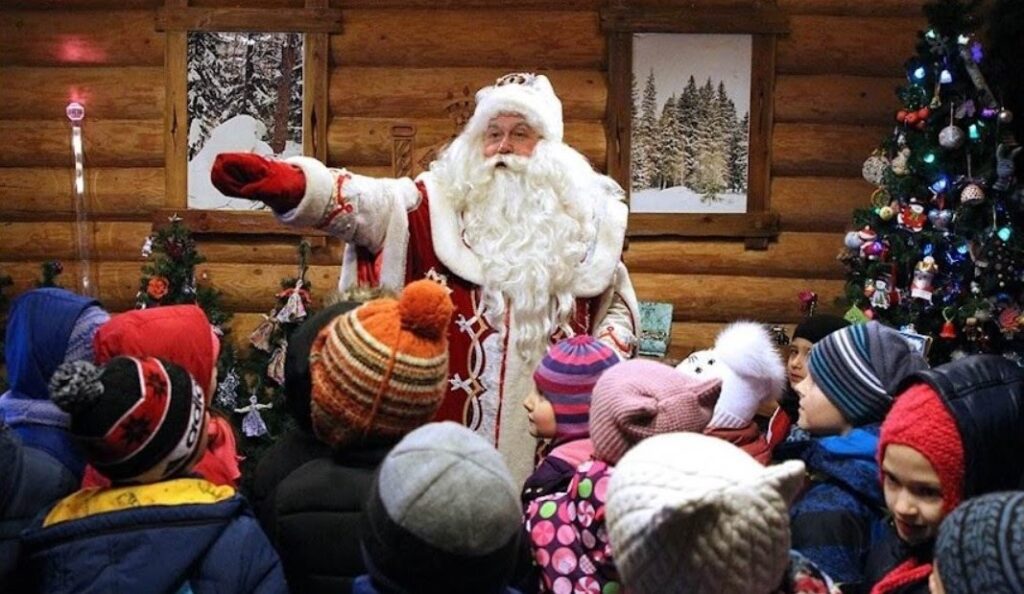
(1, 288, 104, 480)
(783, 424, 889, 590)
(19, 479, 287, 594)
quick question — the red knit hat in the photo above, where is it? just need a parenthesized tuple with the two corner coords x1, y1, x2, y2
(878, 383, 965, 513)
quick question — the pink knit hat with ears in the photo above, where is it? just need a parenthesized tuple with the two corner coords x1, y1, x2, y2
(590, 359, 722, 465)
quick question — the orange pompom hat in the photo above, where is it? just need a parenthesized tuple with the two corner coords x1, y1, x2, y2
(309, 279, 454, 448)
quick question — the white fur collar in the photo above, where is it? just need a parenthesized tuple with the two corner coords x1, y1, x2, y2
(417, 172, 627, 298)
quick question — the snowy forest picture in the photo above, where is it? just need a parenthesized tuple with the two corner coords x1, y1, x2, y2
(186, 32, 304, 210)
(631, 34, 752, 214)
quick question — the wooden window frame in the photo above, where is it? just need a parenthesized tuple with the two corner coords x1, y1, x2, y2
(602, 6, 789, 249)
(154, 0, 341, 237)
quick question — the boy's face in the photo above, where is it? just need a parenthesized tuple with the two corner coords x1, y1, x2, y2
(787, 338, 813, 387)
(794, 375, 852, 435)
(523, 386, 557, 439)
(882, 443, 946, 546)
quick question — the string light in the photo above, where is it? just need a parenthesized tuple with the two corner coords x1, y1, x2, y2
(923, 153, 937, 164)
(998, 227, 1013, 242)
(913, 66, 927, 80)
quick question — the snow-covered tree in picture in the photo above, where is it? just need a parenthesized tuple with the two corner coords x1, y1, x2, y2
(630, 33, 751, 214)
(186, 32, 304, 210)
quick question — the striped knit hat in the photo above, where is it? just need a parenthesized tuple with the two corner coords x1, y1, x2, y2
(48, 357, 207, 484)
(309, 280, 454, 449)
(533, 335, 620, 440)
(808, 321, 928, 426)
(935, 491, 1024, 594)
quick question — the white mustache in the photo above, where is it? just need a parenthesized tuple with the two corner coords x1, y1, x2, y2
(485, 154, 531, 172)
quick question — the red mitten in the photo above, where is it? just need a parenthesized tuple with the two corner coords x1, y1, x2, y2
(211, 153, 307, 214)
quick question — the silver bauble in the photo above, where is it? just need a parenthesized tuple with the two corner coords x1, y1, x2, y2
(939, 125, 966, 149)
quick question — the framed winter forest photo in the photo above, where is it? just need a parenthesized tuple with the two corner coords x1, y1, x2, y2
(602, 7, 789, 247)
(156, 2, 341, 230)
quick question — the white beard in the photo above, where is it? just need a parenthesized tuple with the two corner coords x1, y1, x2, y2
(430, 137, 619, 367)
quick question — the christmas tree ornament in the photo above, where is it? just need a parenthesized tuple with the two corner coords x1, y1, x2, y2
(939, 124, 965, 149)
(862, 239, 889, 261)
(235, 393, 272, 438)
(998, 108, 1014, 124)
(898, 199, 928, 233)
(939, 69, 953, 84)
(999, 306, 1021, 338)
(845, 226, 876, 252)
(141, 236, 154, 258)
(940, 308, 958, 339)
(994, 144, 1021, 192)
(960, 182, 985, 204)
(911, 256, 938, 302)
(798, 290, 818, 316)
(928, 208, 953, 230)
(215, 367, 241, 408)
(868, 276, 894, 310)
(891, 147, 912, 175)
(862, 151, 890, 185)
(249, 312, 277, 352)
(274, 279, 309, 323)
(879, 205, 895, 221)
(896, 109, 909, 124)
(916, 106, 931, 121)
(267, 341, 287, 385)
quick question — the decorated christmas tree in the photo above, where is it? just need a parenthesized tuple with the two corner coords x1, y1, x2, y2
(842, 0, 1022, 364)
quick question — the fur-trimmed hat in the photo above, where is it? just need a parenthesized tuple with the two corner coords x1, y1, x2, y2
(48, 357, 207, 484)
(463, 73, 563, 143)
(675, 321, 786, 430)
(606, 433, 806, 594)
(309, 280, 453, 449)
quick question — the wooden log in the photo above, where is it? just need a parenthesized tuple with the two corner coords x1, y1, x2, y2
(630, 272, 846, 323)
(771, 122, 890, 177)
(774, 75, 903, 125)
(624, 232, 846, 279)
(329, 66, 606, 121)
(0, 67, 164, 120)
(4, 0, 160, 8)
(0, 222, 75, 261)
(154, 7, 343, 33)
(777, 15, 923, 76)
(0, 120, 164, 168)
(0, 11, 164, 67)
(328, 117, 605, 167)
(331, 10, 604, 69)
(772, 176, 873, 232)
(0, 262, 82, 298)
(778, 0, 927, 16)
(0, 167, 166, 218)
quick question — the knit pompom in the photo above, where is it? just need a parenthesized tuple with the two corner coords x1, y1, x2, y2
(49, 360, 105, 415)
(398, 280, 454, 340)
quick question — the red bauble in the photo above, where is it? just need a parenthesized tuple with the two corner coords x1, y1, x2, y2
(906, 113, 920, 125)
(916, 107, 931, 120)
(896, 110, 909, 123)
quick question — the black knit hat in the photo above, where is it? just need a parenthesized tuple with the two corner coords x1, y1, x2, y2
(791, 314, 850, 345)
(284, 301, 361, 433)
(49, 356, 207, 484)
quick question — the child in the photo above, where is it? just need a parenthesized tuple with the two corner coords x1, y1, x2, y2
(250, 300, 360, 521)
(88, 304, 240, 488)
(781, 321, 927, 591)
(675, 321, 786, 463)
(20, 357, 286, 593)
(868, 354, 1024, 594)
(767, 315, 850, 451)
(931, 491, 1024, 594)
(523, 359, 721, 593)
(0, 288, 109, 484)
(521, 335, 619, 503)
(355, 422, 522, 594)
(606, 432, 840, 594)
(260, 279, 453, 594)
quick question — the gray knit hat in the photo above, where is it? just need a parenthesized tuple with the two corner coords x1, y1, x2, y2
(361, 422, 522, 594)
(935, 491, 1024, 594)
(807, 321, 928, 425)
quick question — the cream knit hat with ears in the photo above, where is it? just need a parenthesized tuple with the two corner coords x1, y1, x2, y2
(606, 432, 806, 594)
(463, 72, 564, 143)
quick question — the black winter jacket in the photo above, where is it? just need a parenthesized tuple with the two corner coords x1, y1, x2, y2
(260, 446, 391, 594)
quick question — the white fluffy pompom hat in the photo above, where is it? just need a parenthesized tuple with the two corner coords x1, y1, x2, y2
(675, 321, 786, 430)
(606, 432, 806, 594)
(463, 72, 564, 144)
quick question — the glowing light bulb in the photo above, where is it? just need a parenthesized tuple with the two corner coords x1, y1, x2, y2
(66, 102, 85, 122)
(913, 66, 927, 80)
(923, 153, 936, 164)
(998, 227, 1012, 242)
(939, 69, 952, 84)
(969, 124, 981, 140)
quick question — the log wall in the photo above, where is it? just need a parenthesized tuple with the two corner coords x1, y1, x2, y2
(0, 0, 925, 358)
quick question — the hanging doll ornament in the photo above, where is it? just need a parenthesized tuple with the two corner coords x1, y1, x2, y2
(862, 150, 890, 186)
(235, 393, 272, 438)
(911, 256, 939, 302)
(274, 279, 309, 324)
(890, 147, 912, 176)
(141, 236, 154, 258)
(249, 311, 277, 352)
(215, 367, 241, 409)
(898, 198, 928, 233)
(267, 340, 287, 386)
(994, 144, 1021, 192)
(864, 275, 893, 310)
